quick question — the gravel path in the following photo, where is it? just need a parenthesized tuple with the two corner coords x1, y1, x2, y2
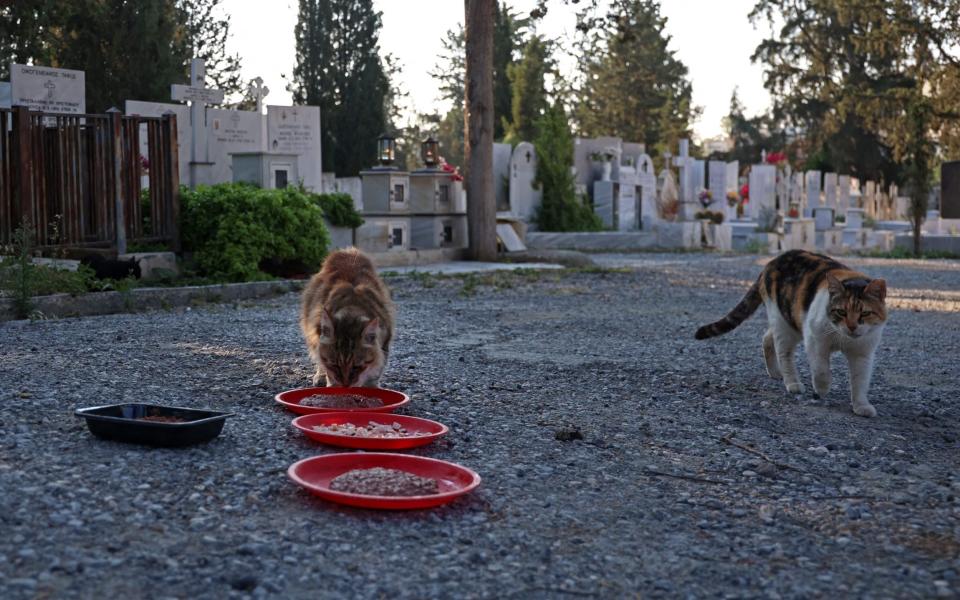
(1, 252, 958, 599)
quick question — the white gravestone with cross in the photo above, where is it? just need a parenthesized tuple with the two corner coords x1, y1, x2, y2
(171, 58, 224, 187)
(508, 142, 541, 222)
(267, 104, 322, 190)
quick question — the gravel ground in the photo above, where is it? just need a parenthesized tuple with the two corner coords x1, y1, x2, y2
(1, 252, 959, 599)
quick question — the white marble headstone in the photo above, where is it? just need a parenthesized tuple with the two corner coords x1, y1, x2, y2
(207, 108, 264, 184)
(0, 82, 11, 108)
(837, 175, 851, 212)
(10, 63, 85, 114)
(509, 142, 541, 222)
(267, 105, 322, 191)
(636, 153, 658, 227)
(748, 164, 777, 220)
(805, 171, 822, 213)
(707, 160, 727, 210)
(822, 173, 838, 209)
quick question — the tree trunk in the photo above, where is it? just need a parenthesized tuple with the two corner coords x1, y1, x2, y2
(464, 0, 497, 261)
(911, 197, 923, 256)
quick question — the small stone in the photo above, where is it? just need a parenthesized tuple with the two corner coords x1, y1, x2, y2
(807, 445, 829, 454)
(742, 470, 758, 477)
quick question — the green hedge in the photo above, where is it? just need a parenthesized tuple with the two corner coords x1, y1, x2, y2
(312, 192, 364, 229)
(181, 183, 330, 281)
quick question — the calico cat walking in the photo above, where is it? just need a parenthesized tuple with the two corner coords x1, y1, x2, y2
(301, 248, 395, 388)
(695, 250, 888, 417)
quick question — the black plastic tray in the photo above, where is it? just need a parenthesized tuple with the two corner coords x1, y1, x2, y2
(75, 403, 234, 447)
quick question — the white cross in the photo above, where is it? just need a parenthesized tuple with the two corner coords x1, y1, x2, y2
(171, 58, 224, 187)
(248, 77, 269, 114)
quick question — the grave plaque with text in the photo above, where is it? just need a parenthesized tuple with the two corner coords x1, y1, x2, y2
(10, 63, 85, 114)
(267, 105, 322, 190)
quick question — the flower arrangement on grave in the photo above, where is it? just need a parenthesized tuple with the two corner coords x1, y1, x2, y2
(438, 156, 463, 182)
(737, 183, 750, 218)
(765, 151, 788, 166)
(787, 206, 800, 219)
(726, 190, 739, 208)
(139, 154, 150, 172)
(698, 189, 713, 209)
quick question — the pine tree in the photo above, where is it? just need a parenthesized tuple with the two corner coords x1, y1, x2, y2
(503, 36, 552, 145)
(534, 102, 602, 231)
(573, 0, 698, 156)
(176, 0, 244, 99)
(0, 0, 243, 112)
(493, 2, 528, 140)
(291, 0, 392, 176)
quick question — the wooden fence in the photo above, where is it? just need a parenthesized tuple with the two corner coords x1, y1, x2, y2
(0, 106, 180, 253)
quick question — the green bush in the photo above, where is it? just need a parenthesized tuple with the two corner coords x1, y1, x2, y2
(313, 192, 364, 229)
(181, 183, 330, 281)
(533, 102, 603, 232)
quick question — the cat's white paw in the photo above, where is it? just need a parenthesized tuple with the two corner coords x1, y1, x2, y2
(786, 382, 805, 394)
(852, 402, 877, 418)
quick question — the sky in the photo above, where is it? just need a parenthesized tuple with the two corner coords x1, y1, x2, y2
(222, 0, 772, 141)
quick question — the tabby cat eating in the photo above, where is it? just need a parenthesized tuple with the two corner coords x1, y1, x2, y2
(300, 248, 395, 388)
(695, 250, 888, 417)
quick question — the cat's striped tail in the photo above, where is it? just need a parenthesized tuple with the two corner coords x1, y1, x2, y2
(694, 277, 763, 340)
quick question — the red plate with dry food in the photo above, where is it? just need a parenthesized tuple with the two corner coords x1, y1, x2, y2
(275, 386, 409, 415)
(292, 412, 448, 450)
(288, 453, 481, 510)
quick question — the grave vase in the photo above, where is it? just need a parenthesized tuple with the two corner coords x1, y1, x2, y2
(601, 161, 613, 181)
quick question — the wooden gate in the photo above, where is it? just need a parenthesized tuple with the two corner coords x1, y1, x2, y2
(0, 106, 180, 252)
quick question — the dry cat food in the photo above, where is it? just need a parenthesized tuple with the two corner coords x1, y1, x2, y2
(329, 467, 439, 496)
(312, 421, 425, 438)
(300, 393, 384, 409)
(138, 415, 189, 423)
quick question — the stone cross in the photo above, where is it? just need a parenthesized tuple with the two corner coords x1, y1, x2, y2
(248, 76, 270, 114)
(171, 58, 225, 187)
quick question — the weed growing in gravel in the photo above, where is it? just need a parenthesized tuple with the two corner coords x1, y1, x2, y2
(858, 247, 960, 260)
(408, 270, 436, 288)
(460, 273, 478, 297)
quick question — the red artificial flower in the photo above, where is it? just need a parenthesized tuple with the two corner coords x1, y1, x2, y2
(740, 183, 749, 203)
(765, 151, 787, 165)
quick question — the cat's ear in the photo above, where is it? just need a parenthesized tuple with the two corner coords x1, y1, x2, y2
(825, 273, 844, 295)
(362, 318, 380, 345)
(865, 278, 887, 301)
(319, 308, 334, 342)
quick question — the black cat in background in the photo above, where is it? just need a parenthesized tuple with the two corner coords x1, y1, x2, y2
(80, 255, 141, 280)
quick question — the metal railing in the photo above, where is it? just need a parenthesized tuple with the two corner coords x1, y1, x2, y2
(0, 106, 180, 252)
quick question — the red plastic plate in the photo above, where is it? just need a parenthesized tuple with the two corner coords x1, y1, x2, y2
(288, 453, 481, 510)
(292, 412, 448, 450)
(275, 386, 409, 415)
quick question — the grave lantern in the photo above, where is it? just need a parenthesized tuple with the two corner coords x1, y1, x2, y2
(420, 136, 439, 168)
(377, 132, 396, 167)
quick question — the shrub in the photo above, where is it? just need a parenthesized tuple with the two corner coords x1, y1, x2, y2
(533, 102, 603, 232)
(312, 192, 364, 229)
(181, 183, 330, 281)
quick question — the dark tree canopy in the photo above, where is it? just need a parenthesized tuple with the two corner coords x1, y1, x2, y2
(572, 0, 698, 157)
(291, 0, 392, 176)
(0, 0, 243, 113)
